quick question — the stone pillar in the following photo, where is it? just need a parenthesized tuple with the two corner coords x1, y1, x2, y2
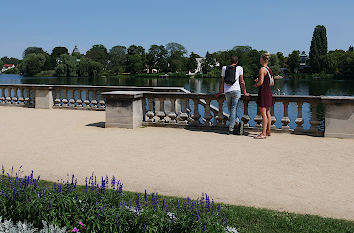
(102, 91, 144, 129)
(323, 97, 354, 138)
(35, 87, 53, 109)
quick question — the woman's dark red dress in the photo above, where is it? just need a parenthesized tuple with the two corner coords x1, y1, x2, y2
(257, 67, 273, 107)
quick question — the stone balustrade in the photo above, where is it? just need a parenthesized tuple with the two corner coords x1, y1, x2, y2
(1, 84, 354, 138)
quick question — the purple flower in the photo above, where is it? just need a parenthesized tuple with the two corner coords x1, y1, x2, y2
(136, 194, 141, 213)
(48, 199, 51, 209)
(71, 227, 80, 232)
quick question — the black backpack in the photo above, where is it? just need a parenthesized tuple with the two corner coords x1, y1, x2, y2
(224, 65, 237, 85)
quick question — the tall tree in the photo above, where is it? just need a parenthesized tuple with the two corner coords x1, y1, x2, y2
(0, 60, 3, 69)
(20, 53, 46, 76)
(166, 42, 187, 72)
(287, 50, 300, 73)
(147, 45, 168, 73)
(126, 45, 146, 74)
(269, 54, 281, 75)
(186, 52, 200, 73)
(276, 52, 286, 67)
(86, 44, 109, 65)
(49, 47, 69, 69)
(309, 25, 328, 72)
(23, 47, 46, 58)
(55, 54, 78, 77)
(348, 45, 354, 52)
(109, 45, 127, 74)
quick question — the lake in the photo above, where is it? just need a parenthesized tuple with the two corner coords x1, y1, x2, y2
(1, 74, 354, 130)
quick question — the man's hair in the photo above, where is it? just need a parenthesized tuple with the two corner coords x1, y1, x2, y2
(230, 56, 238, 64)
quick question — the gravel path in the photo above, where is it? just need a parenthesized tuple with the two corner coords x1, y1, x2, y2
(1, 107, 354, 220)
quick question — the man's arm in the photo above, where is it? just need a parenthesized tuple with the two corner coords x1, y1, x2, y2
(239, 74, 249, 96)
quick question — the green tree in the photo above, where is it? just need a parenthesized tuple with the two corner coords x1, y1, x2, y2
(1, 57, 20, 66)
(86, 44, 109, 65)
(269, 54, 281, 75)
(55, 54, 78, 77)
(321, 50, 346, 74)
(126, 45, 146, 74)
(287, 50, 300, 73)
(147, 45, 168, 73)
(186, 52, 200, 73)
(348, 46, 354, 52)
(166, 42, 187, 72)
(276, 52, 286, 67)
(0, 60, 3, 70)
(202, 51, 216, 74)
(20, 53, 46, 76)
(23, 47, 46, 58)
(309, 25, 328, 72)
(108, 45, 127, 74)
(49, 47, 69, 69)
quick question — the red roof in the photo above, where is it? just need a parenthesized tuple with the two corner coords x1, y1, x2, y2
(3, 64, 14, 68)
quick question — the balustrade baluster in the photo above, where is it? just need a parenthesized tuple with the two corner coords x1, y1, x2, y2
(168, 98, 177, 124)
(0, 87, 5, 104)
(254, 105, 262, 128)
(203, 98, 212, 126)
(281, 101, 290, 129)
(18, 88, 24, 105)
(156, 97, 166, 123)
(98, 93, 105, 109)
(145, 97, 155, 122)
(24, 88, 30, 105)
(91, 90, 98, 108)
(69, 89, 75, 107)
(62, 88, 68, 107)
(216, 98, 225, 126)
(294, 101, 305, 134)
(270, 104, 277, 129)
(309, 102, 321, 136)
(76, 89, 83, 107)
(241, 99, 250, 127)
(12, 87, 18, 104)
(178, 98, 189, 125)
(54, 89, 61, 106)
(5, 88, 12, 104)
(191, 98, 201, 125)
(84, 89, 90, 108)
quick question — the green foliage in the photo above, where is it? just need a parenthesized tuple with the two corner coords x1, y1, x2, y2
(166, 42, 187, 72)
(78, 57, 104, 77)
(348, 45, 354, 52)
(0, 60, 3, 70)
(49, 47, 69, 70)
(23, 47, 46, 58)
(269, 54, 281, 75)
(287, 50, 300, 73)
(147, 45, 168, 73)
(276, 52, 286, 67)
(1, 57, 20, 66)
(55, 54, 78, 77)
(186, 52, 200, 73)
(309, 25, 328, 72)
(126, 45, 146, 74)
(0, 169, 229, 233)
(20, 53, 47, 76)
(86, 44, 109, 65)
(109, 46, 127, 74)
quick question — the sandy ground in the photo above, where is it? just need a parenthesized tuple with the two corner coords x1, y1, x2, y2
(0, 106, 354, 221)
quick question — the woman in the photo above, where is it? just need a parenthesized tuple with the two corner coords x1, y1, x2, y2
(254, 52, 273, 139)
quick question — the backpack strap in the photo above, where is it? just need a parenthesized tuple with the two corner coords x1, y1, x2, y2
(262, 67, 274, 86)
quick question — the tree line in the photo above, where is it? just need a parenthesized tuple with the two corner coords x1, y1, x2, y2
(1, 25, 353, 78)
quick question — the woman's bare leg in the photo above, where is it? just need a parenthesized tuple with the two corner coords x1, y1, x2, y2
(260, 107, 268, 136)
(266, 107, 271, 136)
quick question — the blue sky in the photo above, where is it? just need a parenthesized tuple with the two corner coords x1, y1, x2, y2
(1, 0, 353, 59)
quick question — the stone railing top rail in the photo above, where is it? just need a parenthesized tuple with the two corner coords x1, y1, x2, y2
(0, 84, 188, 93)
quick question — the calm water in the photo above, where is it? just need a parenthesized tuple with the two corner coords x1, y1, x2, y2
(1, 74, 354, 130)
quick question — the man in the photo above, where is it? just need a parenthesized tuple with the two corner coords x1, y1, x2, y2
(216, 56, 249, 135)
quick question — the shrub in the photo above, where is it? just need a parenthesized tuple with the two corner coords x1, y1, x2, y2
(0, 166, 235, 232)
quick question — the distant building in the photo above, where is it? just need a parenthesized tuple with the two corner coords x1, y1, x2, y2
(1, 64, 15, 73)
(299, 51, 310, 70)
(72, 45, 80, 54)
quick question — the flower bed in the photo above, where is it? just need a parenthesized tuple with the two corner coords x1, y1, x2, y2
(0, 166, 237, 232)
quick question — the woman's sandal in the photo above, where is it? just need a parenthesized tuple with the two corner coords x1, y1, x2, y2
(254, 134, 266, 139)
(266, 131, 271, 136)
